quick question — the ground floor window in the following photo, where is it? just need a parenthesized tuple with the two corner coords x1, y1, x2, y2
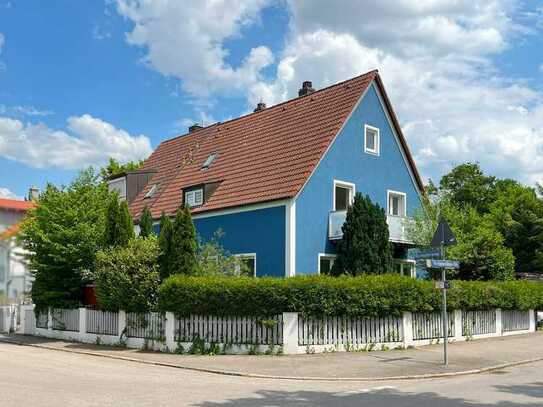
(235, 253, 256, 277)
(392, 259, 416, 278)
(318, 253, 337, 275)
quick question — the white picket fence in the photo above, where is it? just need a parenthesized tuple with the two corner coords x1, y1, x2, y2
(18, 305, 537, 354)
(86, 309, 118, 336)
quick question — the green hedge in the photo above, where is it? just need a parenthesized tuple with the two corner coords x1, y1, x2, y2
(158, 275, 543, 317)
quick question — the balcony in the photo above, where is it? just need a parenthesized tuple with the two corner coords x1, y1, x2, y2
(328, 211, 414, 244)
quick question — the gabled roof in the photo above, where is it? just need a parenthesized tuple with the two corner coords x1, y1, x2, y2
(130, 70, 424, 219)
(0, 198, 35, 212)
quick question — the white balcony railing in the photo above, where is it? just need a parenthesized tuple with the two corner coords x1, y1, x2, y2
(328, 211, 414, 244)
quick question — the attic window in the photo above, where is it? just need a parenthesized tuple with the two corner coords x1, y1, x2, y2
(185, 188, 203, 207)
(144, 184, 157, 199)
(201, 153, 217, 169)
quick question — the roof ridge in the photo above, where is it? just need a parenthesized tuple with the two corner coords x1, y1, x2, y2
(159, 69, 379, 146)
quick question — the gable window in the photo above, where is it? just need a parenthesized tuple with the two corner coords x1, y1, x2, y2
(333, 180, 355, 211)
(184, 188, 203, 207)
(388, 190, 406, 217)
(318, 253, 336, 275)
(364, 124, 380, 155)
(235, 253, 256, 277)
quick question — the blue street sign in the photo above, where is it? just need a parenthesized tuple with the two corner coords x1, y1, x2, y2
(426, 259, 460, 269)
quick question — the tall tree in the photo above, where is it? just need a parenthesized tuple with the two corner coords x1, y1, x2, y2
(118, 200, 135, 245)
(169, 205, 199, 276)
(489, 181, 543, 274)
(439, 162, 496, 213)
(18, 168, 110, 309)
(157, 211, 173, 280)
(139, 206, 154, 238)
(331, 193, 392, 276)
(100, 157, 144, 181)
(104, 195, 134, 247)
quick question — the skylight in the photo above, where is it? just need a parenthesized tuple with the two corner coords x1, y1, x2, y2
(144, 184, 157, 199)
(201, 153, 217, 169)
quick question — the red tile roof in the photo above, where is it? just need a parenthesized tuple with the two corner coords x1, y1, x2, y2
(130, 70, 424, 219)
(0, 198, 35, 212)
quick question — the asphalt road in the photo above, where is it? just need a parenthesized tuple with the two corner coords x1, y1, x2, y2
(1, 342, 542, 406)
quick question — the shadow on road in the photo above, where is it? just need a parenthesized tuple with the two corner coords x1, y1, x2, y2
(495, 382, 543, 399)
(192, 386, 542, 407)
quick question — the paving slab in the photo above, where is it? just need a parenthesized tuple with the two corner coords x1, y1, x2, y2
(1, 332, 542, 380)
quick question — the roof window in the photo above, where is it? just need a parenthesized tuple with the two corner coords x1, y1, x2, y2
(202, 153, 217, 169)
(144, 184, 157, 199)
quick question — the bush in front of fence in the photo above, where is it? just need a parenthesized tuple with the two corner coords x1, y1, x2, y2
(159, 275, 543, 317)
(95, 236, 160, 312)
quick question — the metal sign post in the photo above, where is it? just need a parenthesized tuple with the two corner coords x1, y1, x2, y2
(429, 218, 458, 367)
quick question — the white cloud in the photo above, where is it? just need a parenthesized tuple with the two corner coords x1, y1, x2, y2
(113, 0, 543, 185)
(0, 114, 152, 169)
(11, 105, 53, 117)
(250, 1, 543, 185)
(115, 0, 273, 98)
(0, 32, 4, 52)
(0, 187, 22, 200)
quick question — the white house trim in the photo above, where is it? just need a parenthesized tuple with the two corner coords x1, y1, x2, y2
(285, 199, 296, 277)
(317, 253, 337, 274)
(373, 83, 423, 197)
(333, 180, 356, 211)
(364, 124, 380, 156)
(387, 189, 407, 217)
(234, 253, 257, 277)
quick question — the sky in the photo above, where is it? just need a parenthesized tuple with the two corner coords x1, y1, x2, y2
(0, 0, 543, 200)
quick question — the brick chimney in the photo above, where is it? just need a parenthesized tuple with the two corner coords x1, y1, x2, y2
(298, 81, 315, 97)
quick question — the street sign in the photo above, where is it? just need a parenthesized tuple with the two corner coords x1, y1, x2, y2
(426, 259, 460, 269)
(430, 219, 457, 247)
(435, 281, 452, 290)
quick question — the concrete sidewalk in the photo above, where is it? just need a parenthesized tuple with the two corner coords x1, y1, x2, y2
(1, 332, 542, 380)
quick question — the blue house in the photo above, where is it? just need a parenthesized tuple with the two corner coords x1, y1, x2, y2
(111, 70, 424, 278)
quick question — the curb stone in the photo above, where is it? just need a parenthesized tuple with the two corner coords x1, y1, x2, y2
(2, 337, 543, 382)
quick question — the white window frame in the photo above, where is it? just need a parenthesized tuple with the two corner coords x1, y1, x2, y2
(318, 253, 337, 274)
(333, 180, 356, 211)
(234, 253, 257, 277)
(392, 259, 416, 278)
(364, 124, 380, 156)
(184, 188, 204, 207)
(387, 190, 407, 217)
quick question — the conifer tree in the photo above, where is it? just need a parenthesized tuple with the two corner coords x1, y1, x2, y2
(139, 206, 154, 238)
(158, 211, 173, 280)
(104, 194, 134, 247)
(118, 200, 135, 246)
(170, 205, 199, 276)
(332, 193, 392, 276)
